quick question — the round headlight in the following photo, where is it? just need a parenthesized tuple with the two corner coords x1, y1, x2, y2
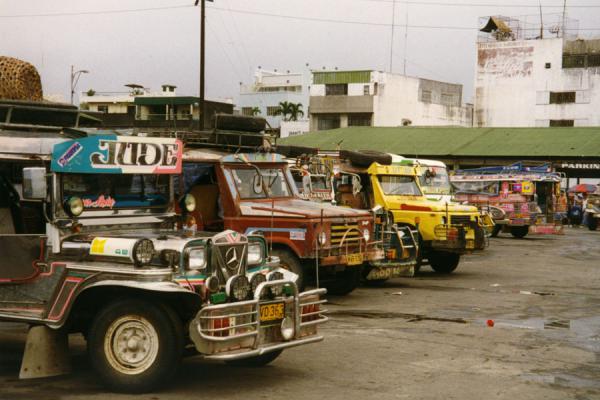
(182, 194, 196, 213)
(268, 271, 284, 296)
(318, 231, 327, 246)
(65, 196, 84, 217)
(205, 276, 220, 292)
(250, 272, 267, 294)
(133, 239, 154, 266)
(226, 275, 250, 301)
(362, 228, 370, 242)
(280, 316, 295, 341)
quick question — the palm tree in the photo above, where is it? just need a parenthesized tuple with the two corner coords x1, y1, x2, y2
(251, 106, 261, 116)
(275, 101, 294, 121)
(288, 103, 304, 121)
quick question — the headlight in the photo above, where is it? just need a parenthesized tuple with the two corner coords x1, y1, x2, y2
(247, 242, 263, 266)
(280, 316, 295, 341)
(268, 271, 284, 296)
(182, 194, 196, 212)
(318, 231, 327, 246)
(186, 247, 206, 270)
(133, 239, 154, 266)
(65, 196, 84, 217)
(226, 275, 250, 301)
(250, 272, 267, 294)
(206, 276, 220, 292)
(362, 228, 370, 242)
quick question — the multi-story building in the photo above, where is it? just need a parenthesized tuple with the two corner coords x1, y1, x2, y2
(308, 70, 473, 131)
(237, 69, 309, 129)
(80, 84, 233, 129)
(475, 15, 600, 127)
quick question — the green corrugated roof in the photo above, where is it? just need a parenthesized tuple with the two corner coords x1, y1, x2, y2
(134, 96, 198, 106)
(313, 71, 372, 85)
(278, 126, 600, 158)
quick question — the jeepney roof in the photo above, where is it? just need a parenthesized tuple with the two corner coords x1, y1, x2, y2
(183, 149, 286, 164)
(367, 162, 415, 176)
(450, 173, 561, 183)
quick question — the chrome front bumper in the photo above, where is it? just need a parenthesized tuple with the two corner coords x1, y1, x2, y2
(189, 280, 328, 360)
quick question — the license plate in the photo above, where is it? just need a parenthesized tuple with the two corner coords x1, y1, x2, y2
(260, 302, 284, 322)
(347, 253, 364, 266)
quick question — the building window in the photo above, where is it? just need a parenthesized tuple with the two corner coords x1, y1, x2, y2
(545, 62, 551, 69)
(441, 93, 455, 106)
(97, 105, 108, 113)
(266, 106, 280, 116)
(549, 119, 574, 127)
(317, 115, 341, 130)
(241, 107, 254, 116)
(563, 55, 586, 68)
(325, 84, 348, 96)
(549, 91, 576, 104)
(589, 54, 600, 67)
(420, 90, 432, 103)
(127, 105, 136, 115)
(348, 114, 372, 127)
(363, 85, 370, 95)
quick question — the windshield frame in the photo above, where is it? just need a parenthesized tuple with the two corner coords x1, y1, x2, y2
(377, 174, 423, 196)
(227, 165, 295, 200)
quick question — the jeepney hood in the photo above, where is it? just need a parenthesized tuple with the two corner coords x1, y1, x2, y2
(62, 229, 218, 253)
(239, 198, 371, 219)
(384, 196, 479, 214)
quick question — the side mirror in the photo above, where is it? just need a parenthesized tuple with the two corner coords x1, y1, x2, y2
(22, 167, 47, 200)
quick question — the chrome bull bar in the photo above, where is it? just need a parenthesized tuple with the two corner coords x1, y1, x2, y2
(189, 279, 328, 358)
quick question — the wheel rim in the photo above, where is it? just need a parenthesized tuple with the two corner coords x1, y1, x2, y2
(104, 315, 159, 375)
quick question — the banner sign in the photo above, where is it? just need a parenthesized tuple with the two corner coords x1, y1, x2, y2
(51, 135, 182, 174)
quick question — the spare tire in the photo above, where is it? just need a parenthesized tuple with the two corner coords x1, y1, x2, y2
(340, 150, 392, 167)
(276, 145, 318, 158)
(214, 114, 267, 133)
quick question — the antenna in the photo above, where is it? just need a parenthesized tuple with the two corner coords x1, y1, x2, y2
(389, 0, 396, 72)
(539, 1, 544, 39)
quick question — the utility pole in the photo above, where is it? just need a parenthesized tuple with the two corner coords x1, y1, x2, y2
(195, 0, 213, 129)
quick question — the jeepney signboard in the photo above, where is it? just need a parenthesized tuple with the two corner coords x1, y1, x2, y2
(51, 135, 182, 174)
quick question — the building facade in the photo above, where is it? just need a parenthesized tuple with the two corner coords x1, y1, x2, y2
(308, 70, 473, 131)
(475, 16, 600, 127)
(237, 69, 309, 129)
(80, 84, 233, 129)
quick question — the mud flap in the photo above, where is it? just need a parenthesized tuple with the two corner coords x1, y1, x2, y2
(19, 325, 71, 379)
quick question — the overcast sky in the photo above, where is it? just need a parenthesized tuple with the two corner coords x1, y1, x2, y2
(1, 0, 599, 105)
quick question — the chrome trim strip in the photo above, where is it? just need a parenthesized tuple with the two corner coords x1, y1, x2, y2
(202, 335, 325, 360)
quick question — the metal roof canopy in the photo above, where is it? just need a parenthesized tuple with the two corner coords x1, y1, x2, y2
(278, 126, 600, 178)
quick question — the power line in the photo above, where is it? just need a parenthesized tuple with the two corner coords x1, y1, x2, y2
(0, 4, 194, 18)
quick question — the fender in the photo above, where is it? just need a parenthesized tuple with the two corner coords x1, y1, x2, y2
(46, 280, 200, 329)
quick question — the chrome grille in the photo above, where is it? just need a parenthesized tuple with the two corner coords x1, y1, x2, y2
(450, 215, 471, 226)
(330, 224, 361, 245)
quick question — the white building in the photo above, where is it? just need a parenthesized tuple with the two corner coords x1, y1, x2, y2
(475, 16, 600, 127)
(237, 69, 309, 129)
(309, 70, 473, 131)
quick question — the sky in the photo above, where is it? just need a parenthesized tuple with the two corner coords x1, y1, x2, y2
(1, 0, 599, 105)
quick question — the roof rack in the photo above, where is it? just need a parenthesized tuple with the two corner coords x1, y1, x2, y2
(455, 162, 553, 175)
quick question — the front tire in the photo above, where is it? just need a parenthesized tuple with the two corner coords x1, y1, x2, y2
(510, 226, 529, 238)
(491, 224, 502, 238)
(428, 251, 460, 274)
(226, 350, 283, 367)
(88, 299, 182, 393)
(271, 248, 305, 290)
(588, 218, 598, 231)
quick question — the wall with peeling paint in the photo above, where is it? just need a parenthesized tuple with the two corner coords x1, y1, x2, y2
(475, 38, 600, 127)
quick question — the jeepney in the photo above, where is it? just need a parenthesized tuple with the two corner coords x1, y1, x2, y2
(584, 191, 600, 231)
(0, 129, 326, 392)
(288, 152, 418, 281)
(289, 151, 483, 275)
(399, 157, 496, 235)
(181, 148, 384, 295)
(450, 163, 565, 238)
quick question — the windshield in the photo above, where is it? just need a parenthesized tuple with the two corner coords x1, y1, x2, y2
(230, 167, 292, 199)
(62, 174, 170, 209)
(378, 175, 422, 196)
(418, 167, 451, 195)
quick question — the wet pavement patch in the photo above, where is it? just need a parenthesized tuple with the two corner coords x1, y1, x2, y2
(329, 310, 467, 324)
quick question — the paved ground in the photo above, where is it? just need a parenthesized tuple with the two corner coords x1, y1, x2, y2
(1, 227, 599, 399)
